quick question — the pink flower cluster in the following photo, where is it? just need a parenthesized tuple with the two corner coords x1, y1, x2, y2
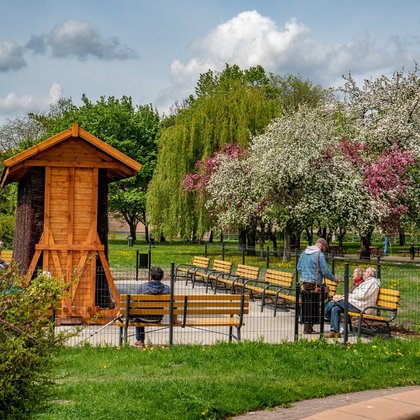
(339, 139, 365, 166)
(182, 144, 247, 192)
(363, 145, 415, 198)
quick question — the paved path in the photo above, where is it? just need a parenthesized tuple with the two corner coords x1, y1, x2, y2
(233, 386, 420, 419)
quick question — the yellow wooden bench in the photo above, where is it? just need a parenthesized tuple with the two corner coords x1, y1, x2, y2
(116, 293, 249, 344)
(256, 270, 295, 315)
(193, 259, 233, 292)
(175, 256, 210, 284)
(259, 276, 337, 316)
(213, 264, 260, 294)
(1, 250, 13, 263)
(347, 287, 400, 337)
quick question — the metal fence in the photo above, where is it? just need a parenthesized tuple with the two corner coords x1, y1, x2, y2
(56, 249, 419, 347)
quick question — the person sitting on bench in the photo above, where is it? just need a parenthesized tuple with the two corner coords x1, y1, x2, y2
(324, 267, 380, 338)
(134, 267, 178, 348)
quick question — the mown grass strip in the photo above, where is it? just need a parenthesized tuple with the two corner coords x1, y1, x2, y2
(39, 339, 419, 419)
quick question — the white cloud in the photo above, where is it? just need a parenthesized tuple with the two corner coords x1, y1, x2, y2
(159, 10, 420, 109)
(48, 20, 139, 60)
(0, 40, 26, 72)
(0, 83, 62, 116)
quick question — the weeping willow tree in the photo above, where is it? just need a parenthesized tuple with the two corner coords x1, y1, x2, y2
(147, 65, 282, 240)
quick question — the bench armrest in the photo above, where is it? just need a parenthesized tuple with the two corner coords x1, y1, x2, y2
(263, 284, 293, 294)
(359, 305, 398, 322)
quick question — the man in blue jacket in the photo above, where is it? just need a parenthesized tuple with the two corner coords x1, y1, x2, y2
(298, 238, 338, 334)
(134, 267, 170, 348)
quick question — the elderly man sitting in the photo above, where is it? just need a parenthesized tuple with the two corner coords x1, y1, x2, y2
(324, 267, 380, 338)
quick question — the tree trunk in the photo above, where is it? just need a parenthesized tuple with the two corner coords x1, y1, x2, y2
(144, 224, 149, 243)
(283, 227, 291, 262)
(160, 232, 166, 242)
(337, 228, 346, 249)
(399, 228, 405, 246)
(247, 229, 256, 256)
(239, 229, 246, 247)
(268, 231, 278, 257)
(305, 226, 313, 245)
(128, 222, 137, 242)
(360, 231, 373, 259)
(318, 226, 327, 240)
(208, 230, 213, 243)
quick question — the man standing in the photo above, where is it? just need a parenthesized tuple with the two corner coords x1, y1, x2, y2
(298, 238, 339, 334)
(324, 267, 380, 338)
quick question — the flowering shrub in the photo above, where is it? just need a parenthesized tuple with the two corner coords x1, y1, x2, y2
(0, 267, 69, 418)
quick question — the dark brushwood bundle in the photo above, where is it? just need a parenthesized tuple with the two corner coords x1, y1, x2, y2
(13, 168, 45, 273)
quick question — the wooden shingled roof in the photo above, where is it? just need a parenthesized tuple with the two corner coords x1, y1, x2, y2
(1, 123, 142, 186)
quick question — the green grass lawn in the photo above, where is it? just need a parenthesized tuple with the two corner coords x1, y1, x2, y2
(38, 339, 419, 419)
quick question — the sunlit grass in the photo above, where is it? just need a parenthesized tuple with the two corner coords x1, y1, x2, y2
(38, 339, 420, 419)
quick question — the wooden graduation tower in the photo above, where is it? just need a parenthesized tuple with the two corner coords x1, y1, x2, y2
(1, 124, 141, 324)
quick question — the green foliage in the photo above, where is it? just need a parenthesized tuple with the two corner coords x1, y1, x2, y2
(0, 214, 15, 248)
(39, 339, 419, 419)
(147, 65, 283, 240)
(0, 268, 68, 419)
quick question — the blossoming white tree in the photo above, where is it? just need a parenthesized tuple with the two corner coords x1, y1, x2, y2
(204, 67, 419, 260)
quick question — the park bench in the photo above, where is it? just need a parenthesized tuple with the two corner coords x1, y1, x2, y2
(255, 270, 295, 315)
(175, 256, 210, 284)
(1, 250, 13, 263)
(192, 259, 233, 291)
(213, 264, 260, 294)
(258, 276, 337, 316)
(116, 293, 249, 345)
(347, 287, 400, 337)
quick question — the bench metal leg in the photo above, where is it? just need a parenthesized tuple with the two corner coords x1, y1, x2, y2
(119, 327, 123, 346)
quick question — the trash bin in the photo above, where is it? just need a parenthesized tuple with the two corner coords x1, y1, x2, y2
(128, 236, 133, 247)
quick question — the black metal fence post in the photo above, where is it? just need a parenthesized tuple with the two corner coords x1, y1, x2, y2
(331, 251, 336, 275)
(342, 263, 350, 344)
(135, 249, 139, 281)
(148, 243, 152, 279)
(169, 263, 175, 347)
(376, 255, 381, 280)
(204, 244, 208, 258)
(242, 243, 245, 265)
(266, 246, 270, 269)
(294, 282, 300, 342)
(320, 284, 325, 336)
(294, 251, 300, 342)
(221, 241, 225, 261)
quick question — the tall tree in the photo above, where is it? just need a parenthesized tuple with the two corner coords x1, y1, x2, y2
(148, 64, 284, 241)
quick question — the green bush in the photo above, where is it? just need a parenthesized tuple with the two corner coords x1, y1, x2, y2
(0, 214, 15, 248)
(0, 267, 68, 419)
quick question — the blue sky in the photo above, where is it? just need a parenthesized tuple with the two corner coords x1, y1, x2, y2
(1, 0, 420, 123)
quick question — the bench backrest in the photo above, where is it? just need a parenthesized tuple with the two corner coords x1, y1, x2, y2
(1, 250, 12, 263)
(324, 279, 338, 297)
(211, 259, 233, 274)
(120, 294, 249, 318)
(235, 264, 260, 281)
(192, 256, 210, 269)
(264, 269, 294, 288)
(377, 288, 400, 310)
